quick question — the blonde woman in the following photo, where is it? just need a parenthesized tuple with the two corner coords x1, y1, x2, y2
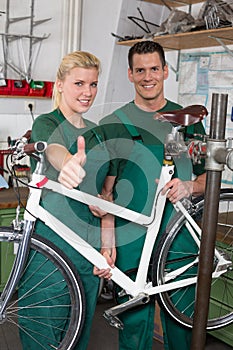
(18, 51, 113, 350)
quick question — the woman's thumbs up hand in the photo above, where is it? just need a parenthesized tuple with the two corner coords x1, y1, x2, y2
(58, 136, 86, 189)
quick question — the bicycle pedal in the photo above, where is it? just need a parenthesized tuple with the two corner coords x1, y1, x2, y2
(103, 311, 124, 330)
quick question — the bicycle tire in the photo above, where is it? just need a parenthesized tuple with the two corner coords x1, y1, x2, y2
(0, 228, 85, 350)
(152, 188, 233, 330)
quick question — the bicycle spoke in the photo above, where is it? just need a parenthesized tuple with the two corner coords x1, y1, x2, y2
(153, 190, 233, 330)
(0, 231, 85, 349)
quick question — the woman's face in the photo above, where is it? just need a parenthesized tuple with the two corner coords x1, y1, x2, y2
(57, 66, 99, 116)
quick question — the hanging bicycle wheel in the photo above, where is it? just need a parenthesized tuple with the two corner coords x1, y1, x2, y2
(152, 189, 233, 330)
(0, 229, 85, 350)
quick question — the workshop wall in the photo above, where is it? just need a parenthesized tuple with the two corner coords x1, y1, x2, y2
(0, 0, 232, 148)
(0, 0, 64, 143)
(0, 0, 178, 144)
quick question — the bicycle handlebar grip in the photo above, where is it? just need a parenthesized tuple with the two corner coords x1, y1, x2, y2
(22, 130, 32, 141)
(23, 141, 47, 154)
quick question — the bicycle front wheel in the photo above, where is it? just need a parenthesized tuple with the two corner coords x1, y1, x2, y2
(153, 188, 233, 330)
(0, 229, 85, 350)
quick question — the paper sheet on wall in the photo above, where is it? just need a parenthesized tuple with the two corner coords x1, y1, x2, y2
(178, 51, 233, 185)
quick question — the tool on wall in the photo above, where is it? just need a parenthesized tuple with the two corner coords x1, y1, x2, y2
(111, 7, 159, 42)
(127, 7, 159, 34)
(0, 0, 51, 82)
(0, 64, 6, 86)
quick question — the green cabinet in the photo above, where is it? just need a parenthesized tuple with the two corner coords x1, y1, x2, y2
(210, 325, 233, 347)
(0, 207, 24, 291)
(209, 266, 233, 347)
(0, 207, 18, 226)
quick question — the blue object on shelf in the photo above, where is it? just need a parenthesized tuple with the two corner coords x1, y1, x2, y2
(0, 175, 9, 189)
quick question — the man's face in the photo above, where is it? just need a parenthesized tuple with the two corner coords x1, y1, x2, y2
(128, 52, 168, 104)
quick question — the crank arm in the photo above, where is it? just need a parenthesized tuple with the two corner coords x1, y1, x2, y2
(103, 292, 150, 329)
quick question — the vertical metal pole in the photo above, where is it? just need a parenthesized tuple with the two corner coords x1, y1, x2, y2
(3, 0, 10, 77)
(28, 0, 34, 81)
(190, 93, 228, 350)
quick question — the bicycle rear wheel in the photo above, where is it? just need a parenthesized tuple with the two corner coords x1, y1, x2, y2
(152, 188, 233, 330)
(0, 228, 85, 350)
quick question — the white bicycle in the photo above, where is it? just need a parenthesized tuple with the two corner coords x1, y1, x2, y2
(0, 105, 233, 349)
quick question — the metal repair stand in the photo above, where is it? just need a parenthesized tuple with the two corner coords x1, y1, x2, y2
(191, 93, 233, 350)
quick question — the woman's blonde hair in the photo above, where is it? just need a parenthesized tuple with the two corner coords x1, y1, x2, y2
(53, 51, 101, 109)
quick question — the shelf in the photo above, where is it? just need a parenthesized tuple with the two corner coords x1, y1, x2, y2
(0, 95, 51, 99)
(143, 0, 204, 6)
(117, 26, 233, 50)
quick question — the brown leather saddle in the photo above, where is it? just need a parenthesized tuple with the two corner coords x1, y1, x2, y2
(154, 105, 208, 126)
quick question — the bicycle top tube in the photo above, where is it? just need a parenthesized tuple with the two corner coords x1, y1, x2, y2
(34, 162, 174, 227)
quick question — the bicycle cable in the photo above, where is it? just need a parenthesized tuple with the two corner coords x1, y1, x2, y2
(5, 153, 39, 221)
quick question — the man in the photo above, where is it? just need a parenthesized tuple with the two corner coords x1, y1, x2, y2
(98, 41, 206, 349)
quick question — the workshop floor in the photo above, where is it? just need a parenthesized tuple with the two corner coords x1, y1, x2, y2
(87, 296, 233, 350)
(0, 296, 232, 349)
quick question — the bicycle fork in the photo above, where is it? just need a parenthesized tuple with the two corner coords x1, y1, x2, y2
(0, 220, 34, 323)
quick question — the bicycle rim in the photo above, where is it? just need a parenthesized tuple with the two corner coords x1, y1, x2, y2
(153, 189, 233, 330)
(0, 229, 85, 350)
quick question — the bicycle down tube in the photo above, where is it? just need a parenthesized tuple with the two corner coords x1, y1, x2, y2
(25, 162, 175, 297)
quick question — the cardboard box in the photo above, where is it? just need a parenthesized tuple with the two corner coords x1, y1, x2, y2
(154, 301, 164, 344)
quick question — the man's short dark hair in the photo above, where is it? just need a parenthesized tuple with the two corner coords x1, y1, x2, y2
(128, 41, 166, 70)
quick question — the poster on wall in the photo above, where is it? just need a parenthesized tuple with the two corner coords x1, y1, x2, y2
(178, 51, 233, 186)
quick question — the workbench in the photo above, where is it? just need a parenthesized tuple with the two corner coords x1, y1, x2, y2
(0, 187, 29, 210)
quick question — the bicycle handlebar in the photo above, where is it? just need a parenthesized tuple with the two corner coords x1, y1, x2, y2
(10, 139, 47, 163)
(23, 141, 47, 155)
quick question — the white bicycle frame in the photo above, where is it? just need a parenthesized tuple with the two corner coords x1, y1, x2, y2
(24, 162, 229, 299)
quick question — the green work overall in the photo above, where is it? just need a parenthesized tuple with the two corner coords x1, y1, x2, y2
(113, 110, 193, 350)
(18, 110, 110, 350)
